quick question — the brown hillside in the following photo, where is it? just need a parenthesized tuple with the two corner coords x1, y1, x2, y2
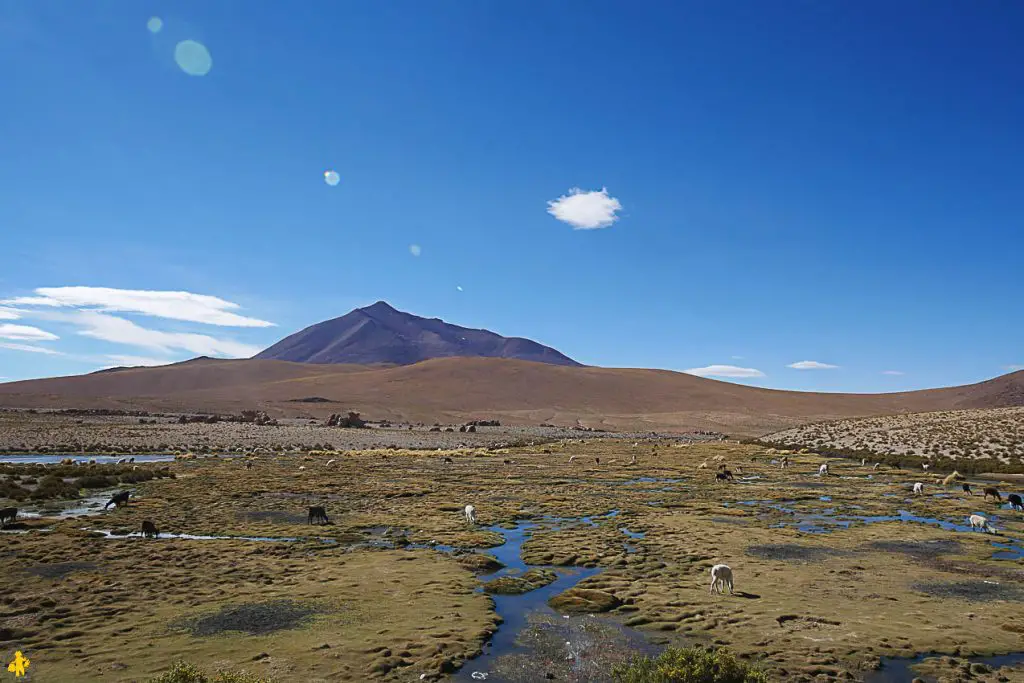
(0, 358, 1020, 436)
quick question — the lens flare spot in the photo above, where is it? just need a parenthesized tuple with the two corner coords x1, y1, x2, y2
(147, 17, 163, 33)
(456, 286, 463, 292)
(323, 170, 340, 186)
(409, 244, 422, 257)
(174, 39, 213, 76)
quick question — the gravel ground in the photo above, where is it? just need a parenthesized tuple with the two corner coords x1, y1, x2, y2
(0, 409, 723, 454)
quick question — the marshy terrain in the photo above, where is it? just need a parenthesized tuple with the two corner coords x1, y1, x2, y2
(1, 436, 1023, 682)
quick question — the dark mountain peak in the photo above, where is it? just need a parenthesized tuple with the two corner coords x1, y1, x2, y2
(254, 303, 582, 367)
(360, 300, 399, 314)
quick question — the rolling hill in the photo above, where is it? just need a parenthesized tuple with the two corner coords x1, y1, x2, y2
(0, 357, 1021, 436)
(254, 301, 582, 367)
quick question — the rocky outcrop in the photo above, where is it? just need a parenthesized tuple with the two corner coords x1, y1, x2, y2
(325, 412, 365, 428)
(239, 410, 277, 426)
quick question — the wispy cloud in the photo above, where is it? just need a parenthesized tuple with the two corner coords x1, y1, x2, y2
(0, 323, 59, 341)
(685, 364, 766, 379)
(2, 286, 273, 327)
(1006, 364, 1024, 372)
(547, 187, 622, 230)
(0, 342, 64, 355)
(787, 360, 840, 370)
(0, 308, 18, 320)
(731, 355, 744, 360)
(71, 311, 261, 358)
(881, 370, 905, 376)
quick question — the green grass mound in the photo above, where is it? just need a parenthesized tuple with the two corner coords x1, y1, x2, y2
(481, 568, 557, 595)
(612, 646, 768, 683)
(150, 660, 272, 683)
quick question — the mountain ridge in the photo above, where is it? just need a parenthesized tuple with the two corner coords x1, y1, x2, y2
(253, 301, 582, 367)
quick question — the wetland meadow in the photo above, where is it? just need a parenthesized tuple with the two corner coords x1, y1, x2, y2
(2, 436, 1023, 682)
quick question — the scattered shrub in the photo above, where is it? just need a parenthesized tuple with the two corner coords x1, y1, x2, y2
(118, 470, 156, 484)
(611, 646, 768, 683)
(74, 475, 117, 489)
(0, 479, 30, 501)
(749, 439, 1024, 475)
(29, 475, 80, 500)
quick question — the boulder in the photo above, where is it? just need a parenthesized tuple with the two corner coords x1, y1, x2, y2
(325, 412, 365, 428)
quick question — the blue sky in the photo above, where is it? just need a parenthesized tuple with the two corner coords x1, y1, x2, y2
(1, 1, 1021, 392)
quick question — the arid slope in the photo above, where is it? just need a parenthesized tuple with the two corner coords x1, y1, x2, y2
(0, 358, 1021, 436)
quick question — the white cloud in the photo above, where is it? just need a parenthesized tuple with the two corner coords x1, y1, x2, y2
(0, 343, 64, 355)
(409, 244, 422, 257)
(105, 355, 177, 368)
(881, 370, 905, 376)
(787, 360, 840, 370)
(547, 187, 622, 230)
(2, 286, 273, 327)
(72, 311, 261, 358)
(0, 323, 59, 341)
(0, 308, 19, 320)
(684, 364, 766, 379)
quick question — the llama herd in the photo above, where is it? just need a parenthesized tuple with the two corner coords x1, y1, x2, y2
(441, 449, 1018, 600)
(771, 455, 1018, 536)
(61, 444, 1020, 609)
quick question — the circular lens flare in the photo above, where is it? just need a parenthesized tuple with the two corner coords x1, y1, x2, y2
(174, 40, 213, 76)
(323, 170, 340, 186)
